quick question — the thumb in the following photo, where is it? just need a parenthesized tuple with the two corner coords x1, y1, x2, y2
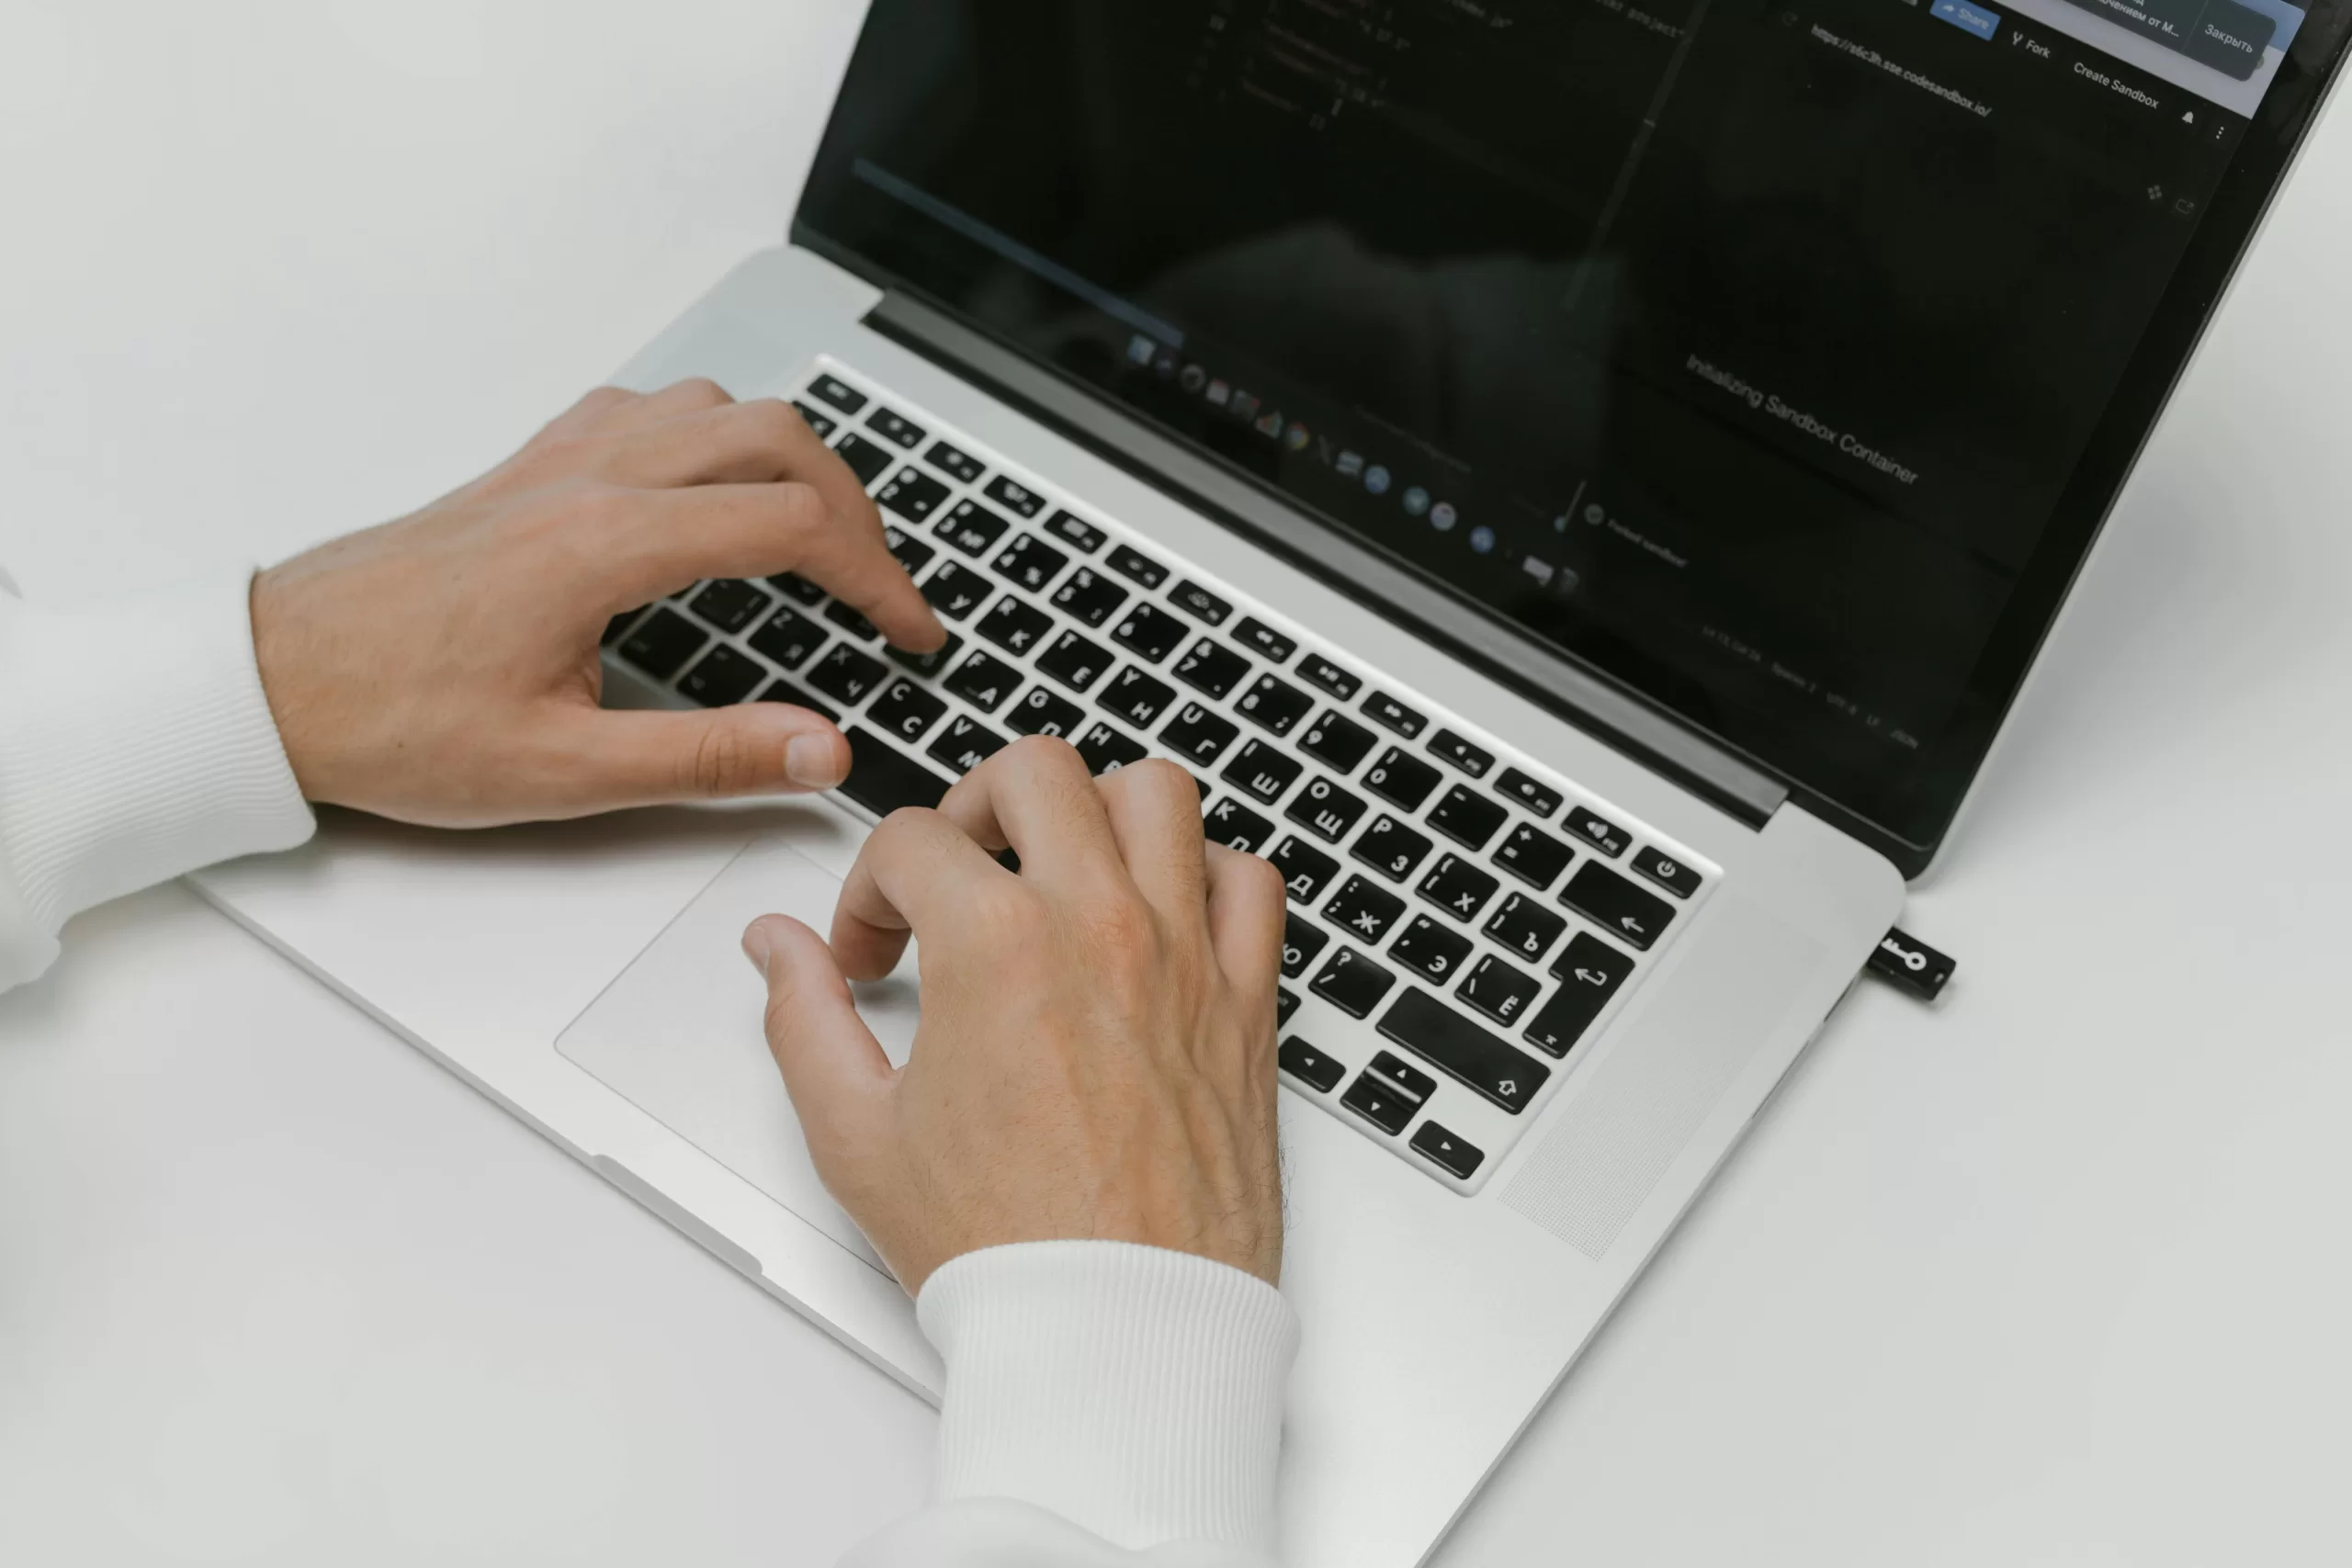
(742, 914, 893, 1172)
(554, 701, 852, 810)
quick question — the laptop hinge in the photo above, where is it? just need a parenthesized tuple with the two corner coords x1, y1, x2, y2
(864, 288, 1790, 829)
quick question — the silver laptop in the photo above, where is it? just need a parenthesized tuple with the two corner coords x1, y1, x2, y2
(195, 3, 2346, 1562)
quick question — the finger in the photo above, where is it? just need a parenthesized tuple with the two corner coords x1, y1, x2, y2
(931, 737, 1125, 894)
(1092, 760, 1209, 917)
(598, 398, 839, 491)
(831, 807, 1017, 982)
(528, 700, 851, 816)
(594, 482, 943, 652)
(586, 378, 735, 436)
(1204, 842, 1286, 1002)
(742, 914, 893, 1169)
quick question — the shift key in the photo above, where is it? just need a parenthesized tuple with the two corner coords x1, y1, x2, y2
(1375, 988, 1549, 1115)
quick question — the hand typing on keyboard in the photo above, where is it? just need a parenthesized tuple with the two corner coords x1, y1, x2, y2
(248, 378, 944, 826)
(741, 739, 1289, 1292)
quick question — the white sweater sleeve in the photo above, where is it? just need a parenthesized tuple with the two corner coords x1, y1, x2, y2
(844, 1242, 1298, 1568)
(0, 569, 315, 991)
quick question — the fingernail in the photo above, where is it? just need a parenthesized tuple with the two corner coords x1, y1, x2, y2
(786, 733, 845, 789)
(741, 920, 773, 975)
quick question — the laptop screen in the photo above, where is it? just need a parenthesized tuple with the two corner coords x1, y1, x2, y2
(797, 0, 2346, 861)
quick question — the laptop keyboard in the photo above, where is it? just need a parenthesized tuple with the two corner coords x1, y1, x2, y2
(602, 361, 1718, 1193)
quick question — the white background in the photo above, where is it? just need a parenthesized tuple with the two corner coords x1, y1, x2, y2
(3, 3, 2348, 1562)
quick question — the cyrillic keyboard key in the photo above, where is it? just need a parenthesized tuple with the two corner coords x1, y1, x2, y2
(757, 678, 837, 723)
(1285, 776, 1366, 843)
(1173, 638, 1252, 699)
(1494, 823, 1575, 890)
(1051, 566, 1129, 627)
(1169, 579, 1233, 625)
(927, 714, 1010, 775)
(808, 374, 866, 414)
(687, 579, 773, 635)
(920, 561, 992, 621)
(1410, 1121, 1486, 1180)
(677, 644, 765, 706)
(749, 605, 827, 671)
(807, 643, 889, 706)
(1324, 875, 1406, 945)
(770, 572, 827, 606)
(887, 632, 963, 678)
(1390, 915, 1474, 984)
(944, 650, 1023, 712)
(1112, 602, 1189, 663)
(1495, 767, 1565, 818)
(1631, 845, 1703, 898)
(1221, 739, 1302, 805)
(884, 525, 938, 577)
(939, 500, 1012, 558)
(1043, 510, 1106, 553)
(1376, 989, 1549, 1114)
(1529, 933, 1635, 1056)
(1298, 653, 1362, 701)
(983, 475, 1047, 518)
(1428, 784, 1508, 852)
(877, 468, 951, 525)
(1416, 853, 1498, 922)
(618, 607, 708, 680)
(1106, 543, 1170, 589)
(1161, 702, 1241, 767)
(867, 677, 949, 744)
(991, 534, 1069, 594)
(1279, 1036, 1344, 1093)
(1351, 815, 1433, 883)
(1565, 806, 1632, 858)
(1006, 684, 1085, 739)
(1036, 629, 1114, 693)
(1313, 947, 1397, 1020)
(1205, 796, 1276, 854)
(832, 431, 894, 486)
(1363, 747, 1442, 811)
(1340, 1070, 1415, 1134)
(1236, 673, 1314, 737)
(1102, 667, 1176, 729)
(1457, 953, 1542, 1027)
(1361, 691, 1427, 739)
(1232, 616, 1298, 663)
(1486, 894, 1567, 964)
(974, 593, 1053, 656)
(1277, 987, 1301, 1026)
(1428, 729, 1495, 777)
(865, 407, 925, 448)
(840, 728, 950, 817)
(823, 600, 880, 641)
(1280, 915, 1330, 981)
(924, 440, 984, 484)
(791, 401, 838, 439)
(1271, 836, 1341, 904)
(1299, 711, 1378, 773)
(1561, 862, 1673, 951)
(1074, 720, 1148, 775)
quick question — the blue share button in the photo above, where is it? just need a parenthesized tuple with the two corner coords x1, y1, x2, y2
(1929, 0, 2003, 38)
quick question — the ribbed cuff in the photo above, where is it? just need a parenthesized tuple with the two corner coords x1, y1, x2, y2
(916, 1242, 1298, 1555)
(0, 569, 315, 987)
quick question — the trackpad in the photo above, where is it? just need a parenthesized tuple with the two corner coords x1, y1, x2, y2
(556, 837, 917, 1273)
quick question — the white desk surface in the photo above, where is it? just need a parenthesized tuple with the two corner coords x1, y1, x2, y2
(3, 4, 2346, 1562)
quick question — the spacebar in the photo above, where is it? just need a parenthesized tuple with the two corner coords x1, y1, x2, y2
(839, 728, 952, 818)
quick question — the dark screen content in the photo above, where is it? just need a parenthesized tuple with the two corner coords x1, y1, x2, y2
(799, 0, 2278, 848)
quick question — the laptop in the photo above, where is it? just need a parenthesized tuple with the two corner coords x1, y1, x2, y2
(195, 1, 2348, 1562)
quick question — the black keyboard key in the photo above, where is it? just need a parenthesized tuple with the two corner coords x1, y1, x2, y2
(1410, 1122, 1485, 1180)
(983, 475, 1047, 519)
(884, 525, 938, 577)
(832, 431, 894, 486)
(1298, 654, 1362, 702)
(887, 632, 963, 679)
(1428, 785, 1509, 852)
(756, 678, 837, 722)
(991, 535, 1069, 595)
(1106, 543, 1170, 589)
(865, 407, 925, 448)
(823, 600, 880, 642)
(1313, 947, 1397, 1020)
(1351, 815, 1433, 884)
(1050, 566, 1130, 628)
(1417, 853, 1499, 922)
(1565, 806, 1632, 858)
(1631, 845, 1703, 899)
(1285, 776, 1367, 843)
(1377, 989, 1549, 1115)
(1457, 954, 1542, 1028)
(944, 651, 1023, 712)
(770, 572, 826, 605)
(1169, 580, 1233, 625)
(1236, 673, 1314, 738)
(1369, 1050, 1439, 1104)
(927, 714, 1010, 775)
(1363, 748, 1442, 812)
(919, 560, 992, 621)
(1561, 862, 1674, 951)
(974, 594, 1053, 656)
(677, 644, 765, 706)
(1276, 988, 1301, 1027)
(808, 374, 866, 414)
(840, 728, 951, 817)
(791, 400, 837, 440)
(868, 677, 949, 744)
(877, 468, 951, 525)
(1074, 720, 1148, 775)
(1205, 796, 1276, 854)
(1007, 684, 1086, 739)
(1112, 603, 1188, 663)
(1102, 667, 1177, 729)
(1221, 739, 1303, 805)
(1495, 823, 1575, 890)
(1271, 836, 1341, 905)
(1361, 691, 1427, 739)
(687, 579, 773, 635)
(1299, 711, 1378, 774)
(1232, 616, 1298, 664)
(1340, 1070, 1416, 1135)
(1043, 510, 1106, 554)
(807, 642, 890, 705)
(1280, 914, 1329, 980)
(1161, 702, 1242, 767)
(618, 607, 707, 679)
(1172, 638, 1252, 700)
(602, 609, 643, 647)
(1279, 1036, 1343, 1093)
(1037, 629, 1114, 693)
(1496, 767, 1565, 819)
(924, 440, 984, 484)
(748, 605, 828, 671)
(939, 500, 1012, 558)
(1428, 729, 1495, 777)
(1390, 915, 1474, 984)
(1324, 875, 1406, 945)
(1486, 894, 1568, 964)
(1530, 933, 1636, 1056)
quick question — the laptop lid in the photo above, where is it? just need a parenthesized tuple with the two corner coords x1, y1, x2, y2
(790, 0, 2348, 876)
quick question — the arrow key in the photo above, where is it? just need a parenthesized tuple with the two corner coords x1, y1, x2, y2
(1409, 1121, 1486, 1180)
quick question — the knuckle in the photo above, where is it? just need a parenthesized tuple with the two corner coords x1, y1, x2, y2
(770, 480, 831, 536)
(672, 376, 731, 408)
(740, 398, 806, 446)
(681, 724, 757, 798)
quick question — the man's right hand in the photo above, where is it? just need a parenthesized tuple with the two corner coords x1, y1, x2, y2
(743, 740, 1289, 1294)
